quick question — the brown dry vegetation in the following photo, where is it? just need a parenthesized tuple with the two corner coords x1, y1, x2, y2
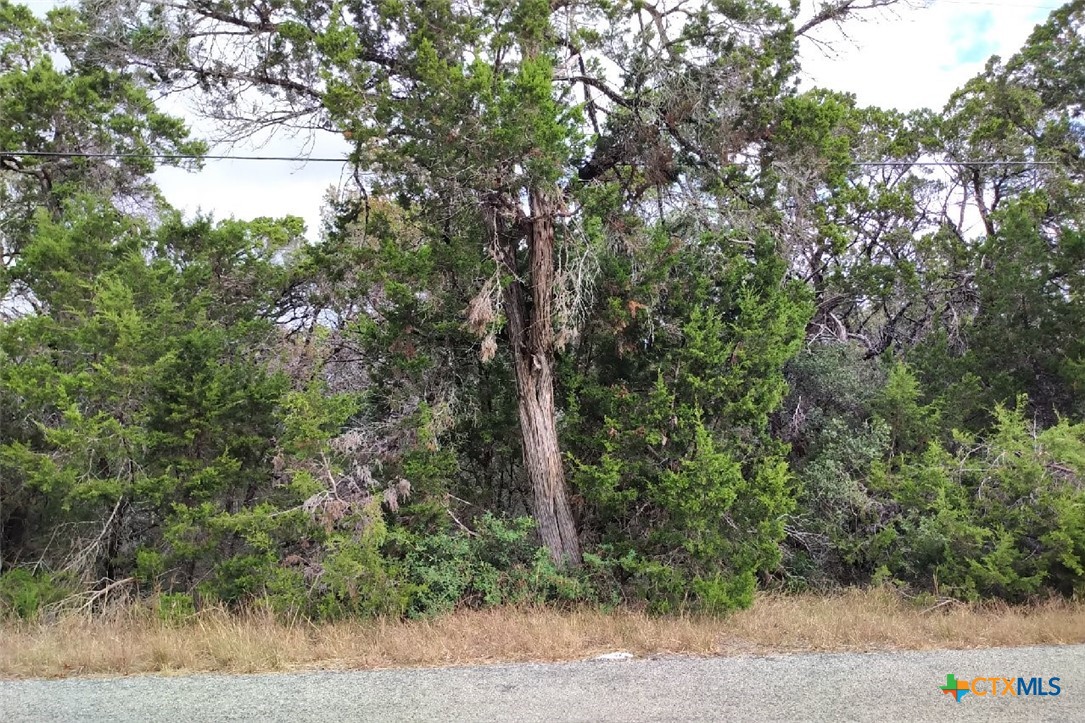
(3, 589, 1084, 679)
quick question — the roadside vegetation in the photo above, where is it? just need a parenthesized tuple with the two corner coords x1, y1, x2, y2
(2, 0, 1085, 662)
(4, 588, 1085, 679)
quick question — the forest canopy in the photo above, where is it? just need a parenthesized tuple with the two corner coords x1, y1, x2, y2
(1, 0, 1084, 619)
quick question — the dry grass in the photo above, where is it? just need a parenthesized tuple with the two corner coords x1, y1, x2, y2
(3, 588, 1084, 679)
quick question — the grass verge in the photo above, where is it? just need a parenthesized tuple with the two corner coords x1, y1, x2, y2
(3, 588, 1084, 679)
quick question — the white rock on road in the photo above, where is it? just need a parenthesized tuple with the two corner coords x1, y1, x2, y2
(592, 651, 634, 661)
(2, 644, 1081, 722)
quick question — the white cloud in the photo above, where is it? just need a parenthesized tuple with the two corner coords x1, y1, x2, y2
(153, 122, 352, 240)
(798, 0, 1053, 111)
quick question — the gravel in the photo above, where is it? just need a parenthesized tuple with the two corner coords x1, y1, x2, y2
(2, 645, 1082, 722)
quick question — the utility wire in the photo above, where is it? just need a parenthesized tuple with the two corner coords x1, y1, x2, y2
(857, 160, 1057, 166)
(0, 150, 348, 163)
(0, 150, 1063, 167)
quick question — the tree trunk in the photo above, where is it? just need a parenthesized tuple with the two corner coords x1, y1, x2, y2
(497, 186, 582, 566)
(515, 359, 581, 566)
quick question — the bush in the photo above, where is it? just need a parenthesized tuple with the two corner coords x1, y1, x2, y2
(0, 570, 75, 620)
(867, 404, 1085, 600)
(568, 236, 810, 613)
(782, 352, 1085, 602)
(393, 515, 593, 617)
(314, 533, 408, 619)
(155, 592, 196, 625)
(784, 416, 892, 590)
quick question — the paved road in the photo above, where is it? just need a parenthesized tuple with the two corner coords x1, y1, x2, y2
(2, 645, 1082, 722)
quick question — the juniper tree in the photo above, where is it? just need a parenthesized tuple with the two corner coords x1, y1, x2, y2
(0, 0, 204, 301)
(79, 0, 905, 565)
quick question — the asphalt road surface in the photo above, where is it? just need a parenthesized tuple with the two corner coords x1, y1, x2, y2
(2, 645, 1082, 722)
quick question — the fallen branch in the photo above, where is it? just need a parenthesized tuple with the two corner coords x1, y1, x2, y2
(77, 577, 137, 613)
(920, 597, 964, 615)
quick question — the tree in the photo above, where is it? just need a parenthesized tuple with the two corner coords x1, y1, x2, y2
(0, 0, 204, 571)
(0, 197, 304, 584)
(566, 229, 809, 610)
(770, 1, 1085, 427)
(0, 0, 203, 304)
(87, 0, 901, 565)
(911, 0, 1085, 426)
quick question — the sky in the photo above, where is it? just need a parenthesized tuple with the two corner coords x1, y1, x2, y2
(796, 0, 1053, 110)
(34, 0, 1062, 239)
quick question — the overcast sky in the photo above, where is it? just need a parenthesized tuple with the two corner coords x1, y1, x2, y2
(35, 0, 1063, 239)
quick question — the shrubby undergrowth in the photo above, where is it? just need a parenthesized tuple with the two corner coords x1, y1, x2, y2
(781, 350, 1085, 601)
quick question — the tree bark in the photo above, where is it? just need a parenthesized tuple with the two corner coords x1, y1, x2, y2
(497, 186, 582, 566)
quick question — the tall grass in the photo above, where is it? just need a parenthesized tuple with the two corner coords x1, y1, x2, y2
(3, 588, 1084, 679)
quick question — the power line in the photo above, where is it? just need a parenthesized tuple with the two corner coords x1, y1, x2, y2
(0, 150, 1062, 167)
(856, 160, 1057, 166)
(1, 150, 348, 163)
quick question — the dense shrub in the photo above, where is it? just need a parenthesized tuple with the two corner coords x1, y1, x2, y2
(781, 353, 1085, 601)
(867, 406, 1085, 600)
(777, 345, 893, 589)
(0, 570, 75, 620)
(568, 234, 810, 613)
(393, 515, 593, 618)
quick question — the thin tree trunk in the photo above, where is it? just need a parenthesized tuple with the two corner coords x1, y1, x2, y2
(497, 186, 582, 566)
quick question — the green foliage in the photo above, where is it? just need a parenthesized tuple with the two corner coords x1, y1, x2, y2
(0, 569, 74, 620)
(5, 0, 1085, 623)
(0, 0, 205, 305)
(393, 515, 592, 618)
(779, 346, 893, 588)
(865, 405, 1085, 600)
(907, 1, 1085, 428)
(569, 232, 811, 612)
(313, 527, 408, 620)
(782, 347, 1085, 601)
(155, 592, 196, 625)
(0, 198, 304, 595)
(874, 363, 942, 457)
